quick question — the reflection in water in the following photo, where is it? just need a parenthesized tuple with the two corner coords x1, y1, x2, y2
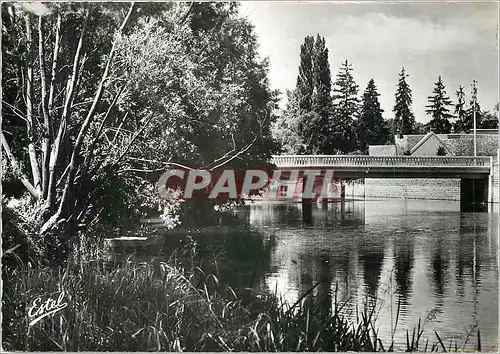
(359, 244, 384, 299)
(430, 236, 449, 301)
(131, 199, 498, 351)
(243, 199, 498, 350)
(394, 233, 414, 306)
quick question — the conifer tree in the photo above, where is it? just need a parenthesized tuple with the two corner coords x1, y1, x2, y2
(453, 85, 467, 132)
(331, 59, 359, 152)
(425, 76, 453, 133)
(393, 67, 416, 136)
(357, 79, 386, 152)
(463, 80, 482, 132)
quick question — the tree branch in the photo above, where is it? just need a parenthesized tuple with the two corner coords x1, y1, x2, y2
(109, 112, 153, 169)
(48, 13, 61, 113)
(57, 2, 136, 216)
(24, 13, 42, 194)
(39, 15, 52, 199)
(208, 137, 257, 171)
(1, 132, 40, 198)
(46, 8, 89, 211)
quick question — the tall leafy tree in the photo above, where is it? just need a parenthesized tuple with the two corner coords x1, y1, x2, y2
(2, 2, 279, 265)
(300, 34, 332, 154)
(312, 34, 331, 120)
(331, 59, 359, 153)
(393, 67, 416, 136)
(357, 79, 386, 152)
(293, 34, 333, 154)
(425, 76, 453, 133)
(453, 85, 467, 132)
(296, 35, 315, 113)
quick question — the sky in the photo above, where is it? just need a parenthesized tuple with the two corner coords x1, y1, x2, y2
(239, 1, 499, 123)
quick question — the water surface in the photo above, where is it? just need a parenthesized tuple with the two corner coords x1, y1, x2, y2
(132, 199, 498, 350)
(238, 199, 498, 350)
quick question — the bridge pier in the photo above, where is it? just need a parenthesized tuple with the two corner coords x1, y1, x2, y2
(301, 175, 313, 224)
(460, 178, 489, 212)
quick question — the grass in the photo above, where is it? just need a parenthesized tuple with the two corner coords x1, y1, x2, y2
(2, 254, 485, 352)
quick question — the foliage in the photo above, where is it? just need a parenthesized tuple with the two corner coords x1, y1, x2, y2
(272, 90, 304, 154)
(296, 35, 315, 113)
(2, 257, 476, 352)
(436, 146, 447, 156)
(425, 76, 453, 134)
(293, 35, 333, 154)
(479, 110, 499, 129)
(1, 2, 279, 265)
(357, 79, 387, 152)
(393, 67, 416, 136)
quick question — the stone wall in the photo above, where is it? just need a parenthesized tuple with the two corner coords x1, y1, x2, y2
(364, 178, 461, 201)
(345, 180, 365, 198)
(493, 162, 499, 203)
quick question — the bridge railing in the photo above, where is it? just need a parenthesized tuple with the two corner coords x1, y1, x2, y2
(271, 155, 491, 168)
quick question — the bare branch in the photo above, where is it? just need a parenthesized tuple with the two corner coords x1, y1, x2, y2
(208, 137, 257, 171)
(48, 13, 61, 112)
(1, 131, 40, 198)
(57, 3, 136, 215)
(24, 13, 42, 193)
(2, 100, 28, 122)
(202, 132, 236, 169)
(178, 2, 194, 25)
(125, 156, 195, 171)
(109, 113, 154, 168)
(112, 112, 129, 144)
(46, 8, 90, 209)
(39, 15, 52, 198)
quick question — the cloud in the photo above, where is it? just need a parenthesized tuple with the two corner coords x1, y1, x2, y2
(326, 13, 481, 54)
(240, 2, 498, 120)
(19, 2, 52, 16)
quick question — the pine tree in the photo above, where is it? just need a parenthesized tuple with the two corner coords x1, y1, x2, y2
(331, 59, 359, 152)
(393, 67, 416, 136)
(296, 35, 315, 113)
(453, 85, 467, 132)
(425, 76, 453, 134)
(357, 79, 386, 152)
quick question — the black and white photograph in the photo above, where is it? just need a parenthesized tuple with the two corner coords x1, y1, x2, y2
(1, 1, 499, 352)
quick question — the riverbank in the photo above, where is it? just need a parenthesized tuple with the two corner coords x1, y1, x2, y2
(2, 258, 487, 352)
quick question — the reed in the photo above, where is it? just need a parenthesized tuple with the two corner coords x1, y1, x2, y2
(1, 256, 482, 352)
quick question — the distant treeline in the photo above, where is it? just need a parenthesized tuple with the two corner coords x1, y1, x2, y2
(272, 34, 499, 155)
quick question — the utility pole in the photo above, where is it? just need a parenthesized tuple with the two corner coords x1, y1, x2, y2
(472, 80, 477, 157)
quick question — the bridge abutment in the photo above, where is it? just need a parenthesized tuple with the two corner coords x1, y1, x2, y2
(460, 178, 489, 212)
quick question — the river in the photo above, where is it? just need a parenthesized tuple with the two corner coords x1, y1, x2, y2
(138, 199, 498, 350)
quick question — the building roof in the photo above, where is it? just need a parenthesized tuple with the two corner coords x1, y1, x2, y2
(409, 132, 455, 156)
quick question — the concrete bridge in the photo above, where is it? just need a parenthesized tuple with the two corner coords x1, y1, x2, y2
(270, 155, 496, 210)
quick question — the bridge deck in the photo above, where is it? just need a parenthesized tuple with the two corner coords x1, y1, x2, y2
(271, 155, 492, 179)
